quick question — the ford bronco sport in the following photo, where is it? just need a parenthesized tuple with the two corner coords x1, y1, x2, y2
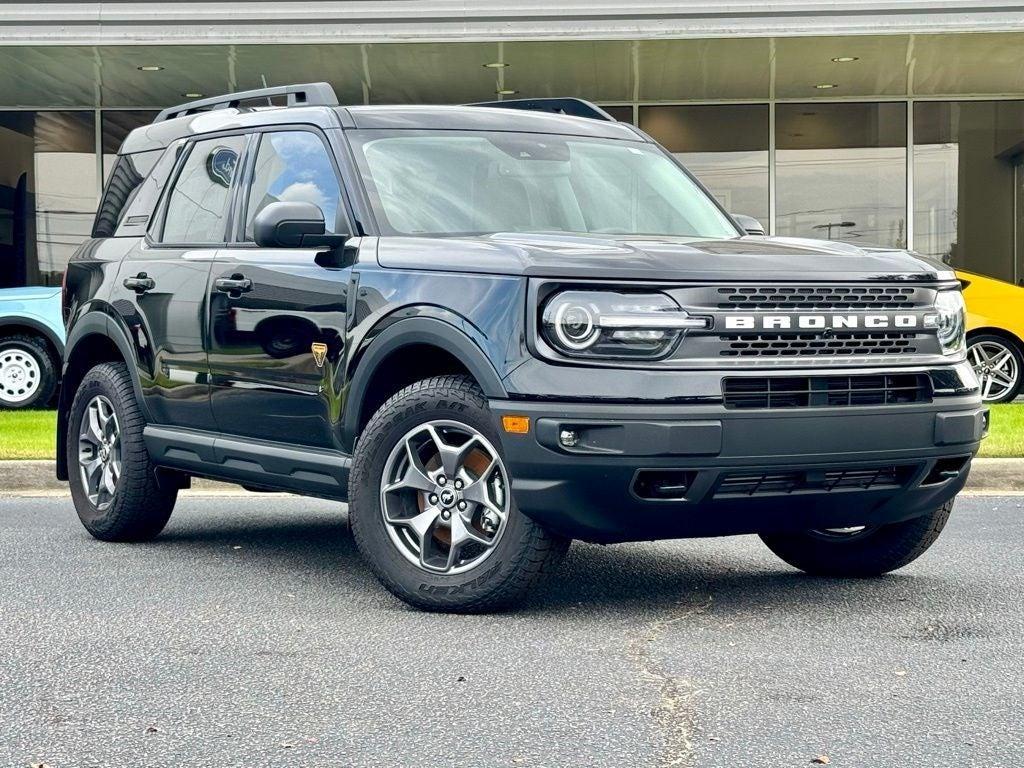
(58, 83, 987, 612)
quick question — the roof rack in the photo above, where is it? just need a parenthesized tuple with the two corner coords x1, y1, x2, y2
(469, 97, 615, 122)
(154, 82, 339, 123)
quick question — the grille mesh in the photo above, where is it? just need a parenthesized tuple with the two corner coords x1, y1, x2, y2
(723, 374, 932, 409)
(717, 285, 917, 310)
(720, 332, 918, 357)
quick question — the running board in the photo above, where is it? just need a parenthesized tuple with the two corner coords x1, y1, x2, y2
(143, 426, 351, 500)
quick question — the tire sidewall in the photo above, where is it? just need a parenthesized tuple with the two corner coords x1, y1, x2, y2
(0, 336, 56, 409)
(349, 383, 538, 607)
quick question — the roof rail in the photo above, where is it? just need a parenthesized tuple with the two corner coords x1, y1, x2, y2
(154, 82, 339, 123)
(468, 97, 615, 122)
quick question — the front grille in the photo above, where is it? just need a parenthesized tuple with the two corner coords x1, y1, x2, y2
(716, 285, 917, 310)
(715, 464, 914, 498)
(720, 332, 918, 357)
(723, 374, 932, 409)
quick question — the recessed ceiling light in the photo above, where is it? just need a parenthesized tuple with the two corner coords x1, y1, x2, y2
(182, 92, 203, 98)
(831, 56, 859, 63)
(496, 89, 519, 95)
(483, 62, 510, 69)
(814, 83, 838, 89)
(137, 65, 164, 72)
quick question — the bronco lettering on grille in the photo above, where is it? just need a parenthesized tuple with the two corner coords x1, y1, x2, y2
(724, 313, 920, 330)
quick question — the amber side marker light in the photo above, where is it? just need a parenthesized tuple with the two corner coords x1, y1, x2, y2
(502, 415, 530, 434)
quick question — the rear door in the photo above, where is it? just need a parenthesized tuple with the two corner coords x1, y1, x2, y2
(206, 127, 353, 448)
(111, 133, 246, 430)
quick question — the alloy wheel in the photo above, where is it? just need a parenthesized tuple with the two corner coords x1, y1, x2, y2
(380, 420, 510, 574)
(78, 395, 123, 510)
(969, 339, 1020, 402)
(0, 347, 41, 404)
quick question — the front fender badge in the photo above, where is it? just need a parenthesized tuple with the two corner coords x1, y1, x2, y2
(311, 342, 328, 367)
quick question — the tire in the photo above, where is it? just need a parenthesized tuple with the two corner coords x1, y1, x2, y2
(348, 375, 568, 613)
(967, 333, 1023, 403)
(67, 361, 177, 542)
(759, 499, 954, 577)
(0, 333, 57, 409)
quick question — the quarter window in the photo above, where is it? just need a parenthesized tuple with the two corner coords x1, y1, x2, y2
(244, 131, 342, 240)
(161, 135, 245, 244)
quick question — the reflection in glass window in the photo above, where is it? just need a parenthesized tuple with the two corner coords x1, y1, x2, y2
(0, 111, 96, 288)
(245, 131, 342, 240)
(350, 130, 737, 238)
(640, 105, 769, 227)
(101, 110, 159, 179)
(776, 102, 907, 248)
(162, 135, 245, 244)
(914, 101, 1024, 284)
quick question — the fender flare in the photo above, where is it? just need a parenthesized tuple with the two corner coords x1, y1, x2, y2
(57, 313, 152, 480)
(0, 316, 64, 358)
(342, 315, 508, 448)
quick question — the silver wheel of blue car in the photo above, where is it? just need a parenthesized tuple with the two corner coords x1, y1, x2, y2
(0, 334, 57, 409)
(380, 419, 510, 575)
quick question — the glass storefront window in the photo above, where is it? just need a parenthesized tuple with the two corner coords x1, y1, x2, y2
(914, 100, 1024, 284)
(640, 104, 769, 227)
(0, 111, 96, 288)
(776, 102, 907, 248)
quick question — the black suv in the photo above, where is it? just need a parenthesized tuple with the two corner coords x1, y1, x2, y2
(59, 83, 986, 612)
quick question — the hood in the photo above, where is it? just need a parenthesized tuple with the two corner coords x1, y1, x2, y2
(376, 233, 955, 283)
(0, 286, 61, 302)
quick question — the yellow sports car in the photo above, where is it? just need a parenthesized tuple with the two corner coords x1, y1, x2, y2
(960, 271, 1024, 403)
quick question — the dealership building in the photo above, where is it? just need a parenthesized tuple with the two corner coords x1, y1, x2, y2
(3, 2, 1024, 288)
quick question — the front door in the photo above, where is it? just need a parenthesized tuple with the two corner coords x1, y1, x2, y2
(207, 128, 351, 448)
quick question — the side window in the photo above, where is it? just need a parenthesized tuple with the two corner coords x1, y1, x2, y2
(244, 131, 343, 240)
(92, 149, 162, 238)
(161, 135, 245, 244)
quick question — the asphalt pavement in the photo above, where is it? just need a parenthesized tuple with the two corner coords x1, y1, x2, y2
(0, 493, 1021, 768)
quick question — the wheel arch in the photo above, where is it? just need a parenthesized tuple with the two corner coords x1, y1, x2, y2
(0, 317, 64, 362)
(56, 314, 149, 481)
(342, 316, 507, 452)
(966, 325, 1024, 352)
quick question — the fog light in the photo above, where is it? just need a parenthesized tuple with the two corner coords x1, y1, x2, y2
(559, 429, 579, 448)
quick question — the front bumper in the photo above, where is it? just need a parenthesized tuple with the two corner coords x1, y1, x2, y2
(489, 396, 987, 543)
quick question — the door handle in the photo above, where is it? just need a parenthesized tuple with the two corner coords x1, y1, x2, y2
(123, 273, 155, 294)
(214, 276, 253, 294)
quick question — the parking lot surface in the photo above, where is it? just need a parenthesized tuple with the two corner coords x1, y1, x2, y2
(0, 493, 1020, 767)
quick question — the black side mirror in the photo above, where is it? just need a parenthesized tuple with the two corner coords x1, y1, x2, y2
(253, 201, 348, 249)
(733, 214, 766, 237)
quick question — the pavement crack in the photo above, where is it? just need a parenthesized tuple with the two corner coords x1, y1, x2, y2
(626, 598, 712, 768)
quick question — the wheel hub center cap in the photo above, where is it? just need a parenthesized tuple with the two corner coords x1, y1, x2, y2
(437, 488, 457, 508)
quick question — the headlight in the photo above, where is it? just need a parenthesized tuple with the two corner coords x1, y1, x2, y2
(540, 290, 709, 359)
(925, 290, 966, 356)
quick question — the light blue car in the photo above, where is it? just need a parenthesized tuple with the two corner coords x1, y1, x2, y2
(0, 286, 64, 409)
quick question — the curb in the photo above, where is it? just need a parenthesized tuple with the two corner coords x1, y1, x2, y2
(1, 458, 1021, 494)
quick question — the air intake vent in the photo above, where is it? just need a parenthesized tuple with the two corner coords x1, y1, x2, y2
(715, 464, 914, 498)
(723, 374, 932, 409)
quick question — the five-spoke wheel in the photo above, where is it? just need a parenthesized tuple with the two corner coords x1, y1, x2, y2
(77, 395, 122, 510)
(968, 335, 1023, 403)
(349, 375, 568, 612)
(381, 420, 509, 574)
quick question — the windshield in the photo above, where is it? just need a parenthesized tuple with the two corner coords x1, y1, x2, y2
(348, 130, 739, 239)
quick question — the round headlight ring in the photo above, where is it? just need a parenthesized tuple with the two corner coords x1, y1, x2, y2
(553, 301, 599, 350)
